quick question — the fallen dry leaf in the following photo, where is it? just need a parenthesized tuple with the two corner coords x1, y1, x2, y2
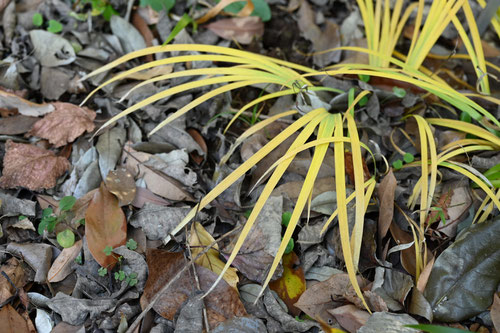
(130, 187, 170, 208)
(141, 250, 247, 329)
(85, 182, 127, 268)
(0, 89, 54, 117)
(28, 102, 96, 147)
(269, 252, 306, 316)
(327, 304, 370, 333)
(0, 140, 70, 191)
(377, 169, 397, 244)
(207, 17, 264, 44)
(105, 167, 137, 206)
(47, 240, 83, 283)
(0, 304, 31, 333)
(0, 258, 27, 304)
(189, 222, 239, 290)
(492, 293, 500, 332)
(187, 128, 207, 165)
(0, 115, 38, 135)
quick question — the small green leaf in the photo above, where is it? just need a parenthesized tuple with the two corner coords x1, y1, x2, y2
(47, 20, 63, 33)
(284, 238, 294, 254)
(392, 86, 407, 98)
(38, 219, 49, 235)
(57, 229, 75, 248)
(78, 219, 85, 225)
(358, 74, 370, 82)
(32, 13, 43, 27)
(42, 207, 53, 218)
(126, 238, 138, 251)
(59, 196, 76, 212)
(163, 13, 196, 45)
(98, 267, 107, 276)
(403, 152, 415, 163)
(358, 95, 369, 107)
(115, 270, 126, 281)
(220, 0, 272, 22)
(103, 246, 113, 256)
(139, 0, 175, 12)
(18, 215, 27, 221)
(102, 4, 118, 20)
(75, 255, 83, 265)
(127, 277, 138, 286)
(392, 159, 403, 170)
(282, 211, 292, 227)
(459, 111, 472, 123)
(244, 209, 252, 219)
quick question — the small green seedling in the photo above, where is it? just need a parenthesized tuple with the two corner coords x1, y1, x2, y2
(219, 0, 272, 22)
(47, 20, 63, 33)
(98, 267, 108, 276)
(32, 13, 43, 27)
(126, 238, 138, 250)
(75, 255, 83, 265)
(393, 153, 415, 170)
(392, 159, 404, 170)
(358, 74, 370, 82)
(284, 238, 294, 254)
(103, 245, 114, 256)
(392, 86, 407, 98)
(282, 211, 292, 227)
(140, 0, 175, 12)
(38, 196, 77, 248)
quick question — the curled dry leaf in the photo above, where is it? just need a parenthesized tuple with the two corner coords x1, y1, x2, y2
(28, 102, 96, 147)
(47, 240, 83, 283)
(85, 182, 127, 268)
(207, 17, 264, 45)
(0, 140, 70, 191)
(189, 222, 239, 290)
(141, 250, 247, 330)
(105, 167, 137, 206)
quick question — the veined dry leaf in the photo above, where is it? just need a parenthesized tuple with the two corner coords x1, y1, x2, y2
(0, 140, 70, 191)
(47, 240, 83, 283)
(0, 258, 27, 304)
(85, 182, 127, 268)
(269, 252, 306, 316)
(189, 222, 239, 290)
(0, 89, 54, 117)
(0, 304, 31, 333)
(377, 169, 397, 244)
(105, 167, 137, 206)
(28, 103, 96, 147)
(327, 304, 370, 333)
(141, 250, 247, 329)
(207, 17, 264, 45)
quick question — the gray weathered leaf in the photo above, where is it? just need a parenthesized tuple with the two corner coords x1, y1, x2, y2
(424, 216, 500, 322)
(110, 15, 147, 54)
(29, 30, 76, 67)
(358, 312, 419, 333)
(96, 127, 126, 180)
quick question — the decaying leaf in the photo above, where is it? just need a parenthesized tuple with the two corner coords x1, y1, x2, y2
(491, 293, 500, 333)
(0, 258, 27, 304)
(269, 251, 306, 316)
(141, 250, 247, 329)
(0, 304, 31, 333)
(85, 182, 127, 268)
(0, 140, 70, 191)
(207, 17, 264, 44)
(47, 240, 83, 283)
(28, 103, 96, 147)
(327, 304, 370, 333)
(105, 167, 137, 206)
(377, 169, 396, 243)
(6, 243, 52, 283)
(424, 216, 500, 322)
(189, 222, 239, 290)
(29, 30, 76, 67)
(0, 115, 38, 135)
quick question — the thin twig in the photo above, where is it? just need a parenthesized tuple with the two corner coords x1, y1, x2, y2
(125, 225, 242, 333)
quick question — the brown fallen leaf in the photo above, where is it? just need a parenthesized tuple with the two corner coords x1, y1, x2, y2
(187, 128, 207, 165)
(189, 222, 239, 290)
(0, 304, 31, 333)
(130, 187, 170, 208)
(207, 17, 264, 45)
(327, 304, 370, 333)
(141, 250, 247, 329)
(0, 140, 70, 191)
(105, 167, 137, 206)
(0, 258, 27, 304)
(269, 252, 306, 316)
(85, 182, 127, 268)
(377, 169, 397, 244)
(0, 115, 38, 135)
(28, 102, 96, 147)
(47, 240, 83, 283)
(492, 293, 500, 332)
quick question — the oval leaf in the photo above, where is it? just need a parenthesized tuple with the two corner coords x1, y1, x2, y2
(424, 216, 500, 322)
(85, 182, 127, 268)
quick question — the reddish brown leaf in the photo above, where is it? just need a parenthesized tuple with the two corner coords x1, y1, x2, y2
(344, 152, 371, 185)
(492, 293, 500, 332)
(269, 252, 306, 316)
(28, 102, 96, 147)
(85, 182, 127, 268)
(0, 304, 31, 333)
(141, 250, 247, 329)
(187, 128, 207, 165)
(207, 17, 264, 44)
(0, 140, 70, 191)
(327, 304, 370, 333)
(377, 169, 397, 244)
(105, 167, 137, 206)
